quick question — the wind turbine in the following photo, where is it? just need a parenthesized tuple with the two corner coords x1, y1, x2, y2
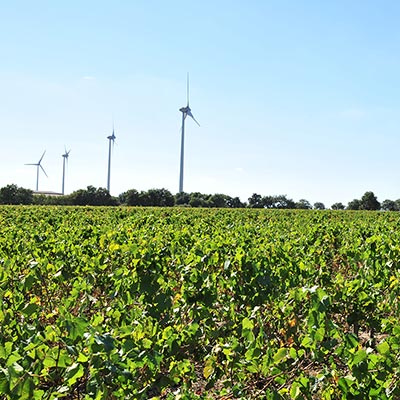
(107, 126, 116, 192)
(25, 151, 47, 192)
(61, 148, 71, 195)
(179, 74, 200, 193)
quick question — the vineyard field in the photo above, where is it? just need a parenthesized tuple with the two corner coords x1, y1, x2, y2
(1, 206, 400, 399)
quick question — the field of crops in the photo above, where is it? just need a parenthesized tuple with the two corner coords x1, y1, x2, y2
(1, 206, 400, 399)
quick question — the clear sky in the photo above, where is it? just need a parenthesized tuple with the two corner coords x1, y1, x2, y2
(2, 1, 400, 207)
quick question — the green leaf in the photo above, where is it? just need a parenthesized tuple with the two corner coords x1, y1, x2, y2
(301, 336, 312, 348)
(19, 377, 34, 400)
(377, 341, 390, 356)
(21, 303, 39, 317)
(7, 354, 22, 368)
(43, 355, 57, 368)
(314, 327, 325, 342)
(33, 390, 45, 399)
(94, 334, 114, 352)
(203, 357, 215, 379)
(57, 350, 72, 368)
(162, 326, 174, 340)
(9, 362, 24, 375)
(242, 317, 254, 331)
(0, 369, 9, 393)
(290, 382, 301, 398)
(0, 342, 12, 360)
(65, 363, 84, 385)
(77, 353, 89, 363)
(289, 347, 297, 359)
(23, 274, 36, 291)
(273, 348, 288, 363)
(142, 338, 153, 349)
(352, 349, 367, 365)
(245, 347, 261, 360)
(65, 317, 88, 341)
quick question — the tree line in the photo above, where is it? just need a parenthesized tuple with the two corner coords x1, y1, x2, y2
(0, 184, 397, 211)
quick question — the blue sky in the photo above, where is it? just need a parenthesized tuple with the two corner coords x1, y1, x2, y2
(2, 1, 400, 206)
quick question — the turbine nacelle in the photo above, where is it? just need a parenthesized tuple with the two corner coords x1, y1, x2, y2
(179, 106, 200, 126)
(107, 130, 116, 142)
(62, 149, 71, 159)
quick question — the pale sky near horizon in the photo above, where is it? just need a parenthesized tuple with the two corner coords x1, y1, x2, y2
(1, 1, 400, 207)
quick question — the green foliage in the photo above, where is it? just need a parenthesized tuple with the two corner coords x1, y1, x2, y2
(1, 207, 400, 398)
(360, 191, 381, 211)
(381, 199, 398, 211)
(0, 184, 33, 205)
(295, 199, 312, 209)
(348, 191, 381, 211)
(69, 185, 118, 206)
(331, 202, 345, 210)
(249, 194, 296, 209)
(313, 202, 325, 210)
(347, 198, 362, 210)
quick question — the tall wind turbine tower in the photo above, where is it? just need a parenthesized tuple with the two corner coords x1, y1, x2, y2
(61, 148, 71, 195)
(25, 151, 47, 192)
(179, 74, 200, 193)
(107, 126, 116, 192)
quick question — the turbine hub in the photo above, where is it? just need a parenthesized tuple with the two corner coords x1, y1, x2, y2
(179, 106, 191, 113)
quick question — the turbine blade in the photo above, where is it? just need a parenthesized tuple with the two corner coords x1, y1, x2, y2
(187, 72, 190, 107)
(40, 164, 48, 178)
(187, 110, 200, 126)
(25, 163, 37, 166)
(39, 150, 46, 164)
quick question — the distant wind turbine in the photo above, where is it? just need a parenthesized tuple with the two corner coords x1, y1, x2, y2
(179, 74, 200, 193)
(107, 126, 116, 192)
(61, 148, 71, 195)
(25, 151, 47, 192)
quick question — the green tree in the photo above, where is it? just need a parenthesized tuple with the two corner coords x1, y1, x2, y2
(262, 195, 275, 208)
(189, 192, 209, 208)
(70, 186, 117, 206)
(331, 202, 345, 210)
(381, 199, 397, 211)
(227, 196, 245, 208)
(175, 192, 190, 206)
(273, 195, 296, 209)
(209, 193, 230, 208)
(0, 184, 33, 204)
(313, 202, 325, 210)
(295, 199, 312, 209)
(145, 188, 175, 206)
(360, 191, 380, 211)
(347, 199, 362, 210)
(119, 189, 140, 206)
(248, 193, 263, 208)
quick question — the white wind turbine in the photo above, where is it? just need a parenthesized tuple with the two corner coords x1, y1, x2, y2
(179, 74, 200, 193)
(107, 126, 116, 192)
(25, 151, 48, 192)
(61, 148, 71, 195)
